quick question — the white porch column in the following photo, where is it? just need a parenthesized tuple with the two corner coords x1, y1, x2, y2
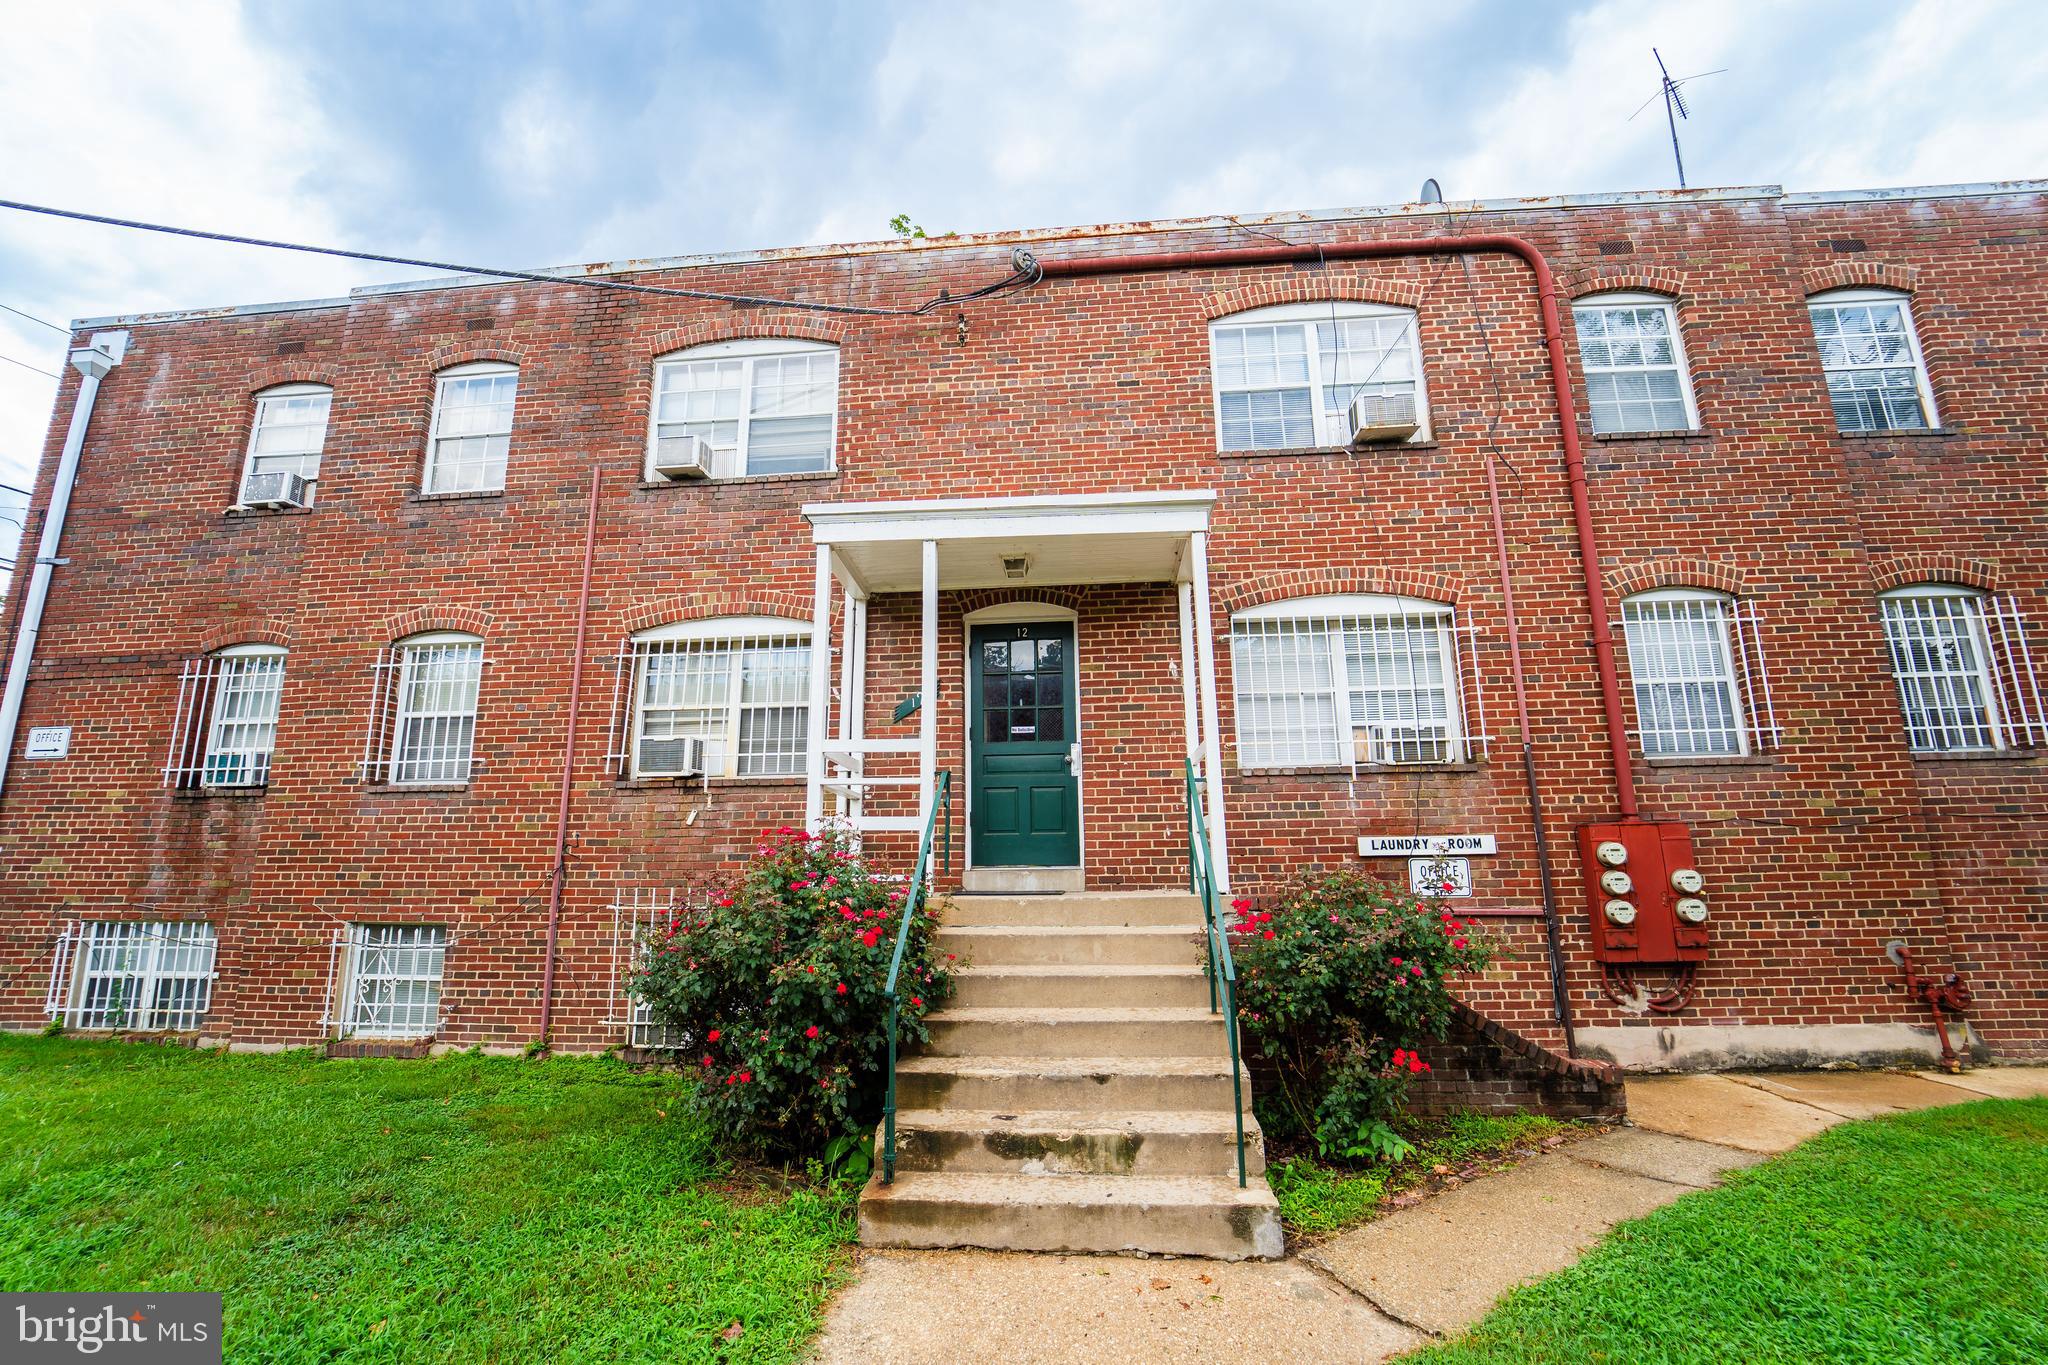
(833, 586, 857, 823)
(1177, 579, 1201, 765)
(848, 592, 868, 832)
(1188, 531, 1230, 893)
(919, 540, 939, 822)
(805, 544, 833, 832)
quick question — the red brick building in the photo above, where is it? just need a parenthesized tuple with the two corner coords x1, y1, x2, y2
(3, 180, 2042, 1069)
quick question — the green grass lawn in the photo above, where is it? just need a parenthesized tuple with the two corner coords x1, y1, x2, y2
(0, 1035, 855, 1363)
(1268, 1112, 1573, 1237)
(1414, 1097, 2048, 1365)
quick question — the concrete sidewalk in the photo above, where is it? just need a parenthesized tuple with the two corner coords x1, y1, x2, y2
(812, 1067, 2047, 1362)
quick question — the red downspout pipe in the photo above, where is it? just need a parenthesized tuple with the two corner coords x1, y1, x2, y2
(540, 464, 603, 1042)
(1039, 235, 1640, 820)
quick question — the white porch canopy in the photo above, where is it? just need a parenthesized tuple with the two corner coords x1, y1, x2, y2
(799, 491, 1230, 891)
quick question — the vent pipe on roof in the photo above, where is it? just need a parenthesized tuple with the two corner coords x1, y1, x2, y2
(0, 331, 127, 800)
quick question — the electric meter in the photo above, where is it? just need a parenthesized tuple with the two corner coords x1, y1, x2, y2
(1670, 867, 1705, 895)
(1595, 840, 1629, 868)
(1600, 869, 1634, 896)
(1674, 897, 1709, 924)
(1604, 898, 1638, 926)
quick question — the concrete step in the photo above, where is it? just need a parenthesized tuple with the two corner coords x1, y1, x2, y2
(923, 1006, 1227, 1058)
(888, 1108, 1265, 1178)
(858, 1171, 1284, 1260)
(936, 924, 1202, 968)
(894, 1054, 1252, 1114)
(949, 964, 1215, 1009)
(944, 892, 1203, 928)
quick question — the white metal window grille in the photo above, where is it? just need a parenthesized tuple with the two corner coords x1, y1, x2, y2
(1620, 592, 1781, 757)
(241, 384, 331, 502)
(164, 646, 288, 788)
(359, 634, 485, 784)
(1210, 303, 1427, 451)
(649, 340, 838, 479)
(1880, 588, 2046, 753)
(607, 887, 696, 1049)
(49, 921, 218, 1031)
(1572, 295, 1697, 434)
(1230, 596, 1485, 769)
(336, 924, 446, 1038)
(1807, 290, 1937, 432)
(425, 363, 517, 493)
(606, 618, 812, 779)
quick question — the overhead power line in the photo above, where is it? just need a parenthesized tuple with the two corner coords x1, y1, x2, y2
(0, 352, 59, 379)
(0, 301, 68, 335)
(0, 198, 1041, 319)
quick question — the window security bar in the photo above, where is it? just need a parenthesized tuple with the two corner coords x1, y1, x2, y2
(1728, 599, 1784, 753)
(48, 920, 219, 1031)
(1618, 594, 1781, 758)
(607, 887, 697, 1049)
(605, 631, 811, 781)
(1230, 609, 1489, 771)
(357, 644, 487, 784)
(163, 653, 285, 789)
(329, 924, 447, 1039)
(1883, 592, 2047, 753)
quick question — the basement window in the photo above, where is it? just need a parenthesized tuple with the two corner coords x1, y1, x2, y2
(608, 617, 812, 779)
(648, 340, 838, 479)
(1209, 303, 1430, 450)
(1229, 595, 1483, 768)
(50, 921, 218, 1032)
(1619, 590, 1780, 758)
(1807, 289, 1938, 432)
(337, 924, 447, 1038)
(425, 362, 517, 493)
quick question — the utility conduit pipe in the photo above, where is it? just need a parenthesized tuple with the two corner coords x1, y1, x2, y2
(0, 331, 128, 801)
(538, 463, 604, 1043)
(1036, 235, 1640, 821)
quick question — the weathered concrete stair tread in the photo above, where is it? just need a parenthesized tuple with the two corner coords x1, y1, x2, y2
(890, 1106, 1264, 1176)
(859, 1171, 1284, 1260)
(928, 1006, 1220, 1024)
(946, 894, 1204, 927)
(949, 964, 1213, 1008)
(895, 1107, 1250, 1135)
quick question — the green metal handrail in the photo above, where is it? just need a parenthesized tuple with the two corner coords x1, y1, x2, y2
(881, 768, 951, 1185)
(1186, 759, 1248, 1188)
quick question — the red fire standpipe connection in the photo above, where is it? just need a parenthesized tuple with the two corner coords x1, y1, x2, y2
(1039, 234, 1640, 1049)
(539, 464, 604, 1043)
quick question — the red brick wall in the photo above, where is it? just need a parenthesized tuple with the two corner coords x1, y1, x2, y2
(2, 185, 2042, 1060)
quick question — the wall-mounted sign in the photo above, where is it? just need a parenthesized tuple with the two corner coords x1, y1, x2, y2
(1410, 855, 1474, 899)
(1360, 833, 1496, 858)
(24, 726, 71, 760)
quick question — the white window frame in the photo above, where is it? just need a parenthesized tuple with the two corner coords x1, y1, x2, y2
(240, 383, 332, 504)
(646, 339, 839, 480)
(1807, 288, 1939, 433)
(424, 361, 517, 494)
(386, 632, 484, 785)
(337, 924, 447, 1039)
(1876, 585, 2048, 754)
(203, 644, 286, 787)
(55, 920, 218, 1032)
(1619, 590, 1762, 759)
(1229, 594, 1481, 770)
(1208, 302, 1431, 451)
(611, 616, 813, 779)
(1572, 292, 1700, 434)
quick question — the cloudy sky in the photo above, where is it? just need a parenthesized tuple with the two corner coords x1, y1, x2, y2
(3, 0, 2045, 569)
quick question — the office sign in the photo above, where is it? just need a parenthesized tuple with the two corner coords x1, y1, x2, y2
(24, 726, 71, 760)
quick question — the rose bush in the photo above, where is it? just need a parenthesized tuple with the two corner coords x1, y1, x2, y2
(1230, 869, 1497, 1161)
(631, 827, 955, 1159)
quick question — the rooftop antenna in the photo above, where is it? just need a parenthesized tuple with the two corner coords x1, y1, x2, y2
(1630, 49, 1724, 189)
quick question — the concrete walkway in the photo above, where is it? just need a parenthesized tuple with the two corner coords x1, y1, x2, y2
(812, 1067, 2047, 1362)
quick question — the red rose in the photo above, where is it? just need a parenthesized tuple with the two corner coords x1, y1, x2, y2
(706, 1029, 721, 1042)
(738, 1071, 751, 1083)
(835, 982, 848, 995)
(1261, 929, 1276, 940)
(805, 1025, 821, 1039)
(1391, 957, 1403, 966)
(1410, 965, 1423, 976)
(1453, 937, 1468, 949)
(910, 997, 923, 1008)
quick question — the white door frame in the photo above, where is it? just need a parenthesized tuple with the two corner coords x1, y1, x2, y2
(959, 600, 1084, 874)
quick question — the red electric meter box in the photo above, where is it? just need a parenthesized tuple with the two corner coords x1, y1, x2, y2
(1578, 820, 1708, 965)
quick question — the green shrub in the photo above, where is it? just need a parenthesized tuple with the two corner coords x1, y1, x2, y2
(1231, 869, 1496, 1159)
(632, 827, 954, 1159)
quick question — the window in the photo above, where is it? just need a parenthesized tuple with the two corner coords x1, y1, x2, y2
(649, 340, 838, 479)
(1572, 293, 1698, 434)
(165, 645, 288, 789)
(1620, 591, 1767, 758)
(241, 384, 331, 502)
(1230, 595, 1479, 768)
(611, 618, 811, 778)
(1879, 586, 2047, 753)
(425, 362, 517, 493)
(1807, 289, 1937, 432)
(53, 921, 217, 1031)
(360, 633, 485, 785)
(339, 925, 446, 1038)
(610, 887, 692, 1049)
(1209, 303, 1428, 451)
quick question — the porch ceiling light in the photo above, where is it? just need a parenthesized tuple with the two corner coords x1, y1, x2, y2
(1002, 555, 1031, 579)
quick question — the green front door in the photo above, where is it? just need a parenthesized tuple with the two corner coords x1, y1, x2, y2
(969, 621, 1081, 867)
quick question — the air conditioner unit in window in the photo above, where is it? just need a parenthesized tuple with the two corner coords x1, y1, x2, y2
(651, 435, 714, 480)
(638, 736, 705, 777)
(1348, 391, 1420, 444)
(241, 470, 310, 508)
